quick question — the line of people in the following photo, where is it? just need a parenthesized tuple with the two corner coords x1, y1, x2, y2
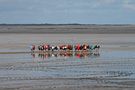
(30, 44, 100, 52)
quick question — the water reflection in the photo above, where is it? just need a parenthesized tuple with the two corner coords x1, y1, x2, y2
(31, 51, 100, 59)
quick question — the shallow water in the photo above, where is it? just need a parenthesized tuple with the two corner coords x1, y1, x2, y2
(0, 50, 135, 80)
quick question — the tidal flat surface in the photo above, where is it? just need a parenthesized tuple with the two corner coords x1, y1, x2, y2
(0, 34, 135, 90)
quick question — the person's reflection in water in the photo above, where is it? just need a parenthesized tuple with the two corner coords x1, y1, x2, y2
(31, 53, 35, 58)
(31, 51, 100, 60)
(51, 53, 58, 57)
(60, 52, 73, 58)
(39, 53, 52, 59)
(75, 52, 99, 59)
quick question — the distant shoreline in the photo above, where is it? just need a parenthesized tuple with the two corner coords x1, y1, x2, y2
(0, 24, 135, 26)
(0, 24, 135, 34)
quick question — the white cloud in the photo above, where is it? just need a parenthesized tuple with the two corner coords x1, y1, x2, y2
(92, 0, 135, 11)
(123, 0, 135, 10)
(91, 0, 117, 8)
(100, 0, 116, 4)
(0, 0, 7, 2)
(0, 0, 17, 3)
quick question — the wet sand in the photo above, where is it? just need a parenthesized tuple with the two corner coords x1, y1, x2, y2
(0, 33, 135, 90)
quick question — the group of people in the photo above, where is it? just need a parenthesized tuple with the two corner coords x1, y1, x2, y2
(30, 43, 100, 52)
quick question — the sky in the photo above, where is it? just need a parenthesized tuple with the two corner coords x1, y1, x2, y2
(0, 0, 135, 24)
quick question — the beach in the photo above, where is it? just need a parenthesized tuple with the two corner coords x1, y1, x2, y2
(0, 25, 135, 90)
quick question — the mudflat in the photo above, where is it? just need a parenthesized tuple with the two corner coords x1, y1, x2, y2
(0, 24, 135, 34)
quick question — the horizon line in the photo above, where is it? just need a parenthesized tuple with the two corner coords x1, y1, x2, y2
(0, 23, 135, 26)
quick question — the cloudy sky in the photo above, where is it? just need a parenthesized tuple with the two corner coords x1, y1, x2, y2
(0, 0, 135, 24)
